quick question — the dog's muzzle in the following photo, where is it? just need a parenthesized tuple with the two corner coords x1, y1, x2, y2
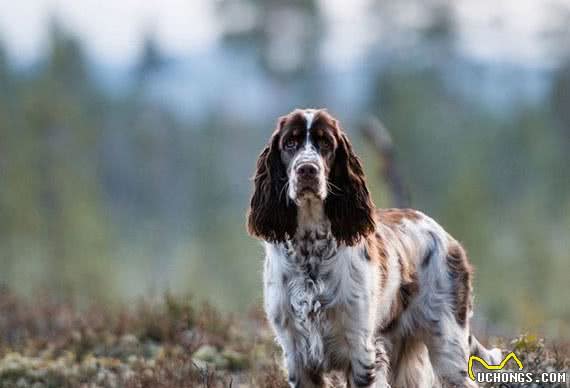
(293, 162, 323, 196)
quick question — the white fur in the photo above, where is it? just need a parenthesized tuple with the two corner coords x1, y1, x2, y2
(303, 109, 317, 130)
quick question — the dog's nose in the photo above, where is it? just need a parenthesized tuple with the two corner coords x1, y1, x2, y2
(297, 163, 318, 180)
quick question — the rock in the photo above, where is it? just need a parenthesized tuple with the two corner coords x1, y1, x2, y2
(143, 368, 154, 379)
(192, 345, 218, 363)
(142, 341, 162, 359)
(179, 329, 200, 348)
(127, 355, 138, 365)
(192, 345, 229, 369)
(120, 334, 139, 346)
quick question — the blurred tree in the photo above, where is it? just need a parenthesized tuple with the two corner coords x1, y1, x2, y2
(44, 20, 90, 91)
(0, 21, 115, 298)
(217, 0, 323, 80)
(0, 39, 13, 278)
(366, 0, 456, 56)
(552, 65, 570, 132)
(0, 40, 9, 89)
(135, 31, 166, 83)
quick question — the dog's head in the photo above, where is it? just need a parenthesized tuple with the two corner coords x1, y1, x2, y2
(247, 109, 375, 245)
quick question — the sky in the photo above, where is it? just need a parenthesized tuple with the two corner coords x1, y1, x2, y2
(0, 0, 219, 65)
(0, 0, 568, 67)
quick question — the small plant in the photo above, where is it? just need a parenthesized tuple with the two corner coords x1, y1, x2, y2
(0, 289, 566, 388)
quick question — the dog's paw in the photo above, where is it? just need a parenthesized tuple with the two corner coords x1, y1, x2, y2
(351, 361, 377, 387)
(487, 347, 503, 365)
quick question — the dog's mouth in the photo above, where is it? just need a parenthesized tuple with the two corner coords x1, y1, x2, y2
(294, 183, 325, 202)
(289, 174, 327, 202)
(298, 187, 319, 196)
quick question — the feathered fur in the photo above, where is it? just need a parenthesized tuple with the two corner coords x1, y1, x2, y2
(248, 119, 298, 242)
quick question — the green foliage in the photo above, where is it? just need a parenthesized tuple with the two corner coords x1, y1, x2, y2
(0, 22, 114, 299)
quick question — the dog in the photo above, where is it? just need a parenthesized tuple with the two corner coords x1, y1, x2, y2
(247, 108, 501, 387)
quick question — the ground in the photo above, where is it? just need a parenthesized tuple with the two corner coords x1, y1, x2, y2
(0, 288, 567, 388)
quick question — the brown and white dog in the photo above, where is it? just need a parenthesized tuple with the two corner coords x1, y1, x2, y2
(247, 109, 501, 388)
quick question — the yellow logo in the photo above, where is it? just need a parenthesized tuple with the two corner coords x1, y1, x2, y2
(468, 352, 524, 381)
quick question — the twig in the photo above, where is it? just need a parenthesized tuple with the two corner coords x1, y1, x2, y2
(359, 116, 410, 208)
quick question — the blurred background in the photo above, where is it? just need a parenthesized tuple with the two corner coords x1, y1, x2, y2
(0, 0, 568, 338)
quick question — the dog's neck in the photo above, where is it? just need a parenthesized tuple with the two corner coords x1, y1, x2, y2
(284, 196, 337, 265)
(296, 196, 327, 232)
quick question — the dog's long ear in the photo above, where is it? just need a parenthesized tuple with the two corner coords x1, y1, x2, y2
(247, 119, 297, 242)
(325, 127, 375, 246)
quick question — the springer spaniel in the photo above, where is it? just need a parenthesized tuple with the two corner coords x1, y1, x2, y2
(247, 109, 501, 388)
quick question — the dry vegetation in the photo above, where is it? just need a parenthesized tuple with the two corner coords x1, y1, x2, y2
(0, 287, 566, 388)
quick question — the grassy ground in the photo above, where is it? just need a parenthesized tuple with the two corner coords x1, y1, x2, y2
(0, 287, 567, 387)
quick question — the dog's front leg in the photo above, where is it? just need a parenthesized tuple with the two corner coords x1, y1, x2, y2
(272, 324, 325, 388)
(341, 261, 389, 387)
(273, 325, 301, 387)
(346, 332, 390, 388)
(344, 287, 389, 387)
(264, 267, 325, 386)
(340, 306, 374, 388)
(264, 296, 307, 386)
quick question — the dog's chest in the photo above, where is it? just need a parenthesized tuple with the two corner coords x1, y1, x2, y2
(265, 229, 370, 370)
(283, 230, 338, 322)
(276, 230, 367, 369)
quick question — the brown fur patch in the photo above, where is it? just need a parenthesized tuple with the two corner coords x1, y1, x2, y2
(379, 247, 420, 333)
(446, 242, 473, 327)
(372, 210, 422, 332)
(377, 208, 422, 225)
(365, 233, 389, 276)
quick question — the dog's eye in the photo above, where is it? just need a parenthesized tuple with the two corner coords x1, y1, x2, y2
(319, 138, 332, 151)
(285, 138, 298, 150)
